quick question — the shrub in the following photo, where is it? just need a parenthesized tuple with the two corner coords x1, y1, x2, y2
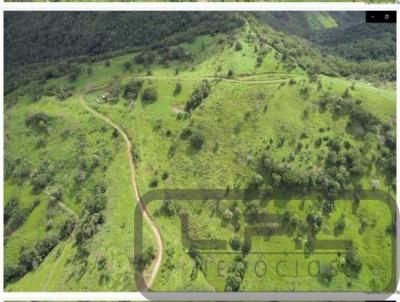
(49, 187, 63, 204)
(235, 42, 242, 51)
(334, 215, 346, 235)
(135, 246, 155, 268)
(173, 82, 182, 96)
(68, 72, 79, 83)
(160, 200, 176, 216)
(75, 170, 87, 185)
(162, 171, 169, 180)
(180, 128, 193, 140)
(223, 209, 233, 221)
(241, 240, 251, 254)
(149, 177, 158, 188)
(123, 61, 132, 72)
(31, 173, 50, 194)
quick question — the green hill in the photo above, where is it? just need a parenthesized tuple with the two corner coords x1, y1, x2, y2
(4, 12, 396, 292)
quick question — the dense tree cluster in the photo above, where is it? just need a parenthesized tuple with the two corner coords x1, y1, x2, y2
(311, 23, 395, 62)
(5, 12, 244, 93)
(259, 131, 373, 200)
(4, 213, 75, 286)
(30, 84, 75, 102)
(318, 92, 395, 190)
(75, 181, 108, 248)
(5, 157, 31, 184)
(25, 112, 51, 133)
(4, 197, 40, 237)
(376, 119, 396, 190)
(135, 46, 193, 66)
(254, 12, 395, 81)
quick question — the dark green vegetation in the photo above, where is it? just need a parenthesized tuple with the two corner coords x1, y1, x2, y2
(4, 12, 242, 94)
(4, 12, 395, 292)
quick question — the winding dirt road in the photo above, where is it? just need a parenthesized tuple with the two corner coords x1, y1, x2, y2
(79, 94, 163, 289)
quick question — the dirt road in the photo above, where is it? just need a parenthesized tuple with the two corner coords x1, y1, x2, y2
(79, 94, 163, 289)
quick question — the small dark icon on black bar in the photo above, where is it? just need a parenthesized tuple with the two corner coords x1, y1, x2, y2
(366, 11, 396, 23)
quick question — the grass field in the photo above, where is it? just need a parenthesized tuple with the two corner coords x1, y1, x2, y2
(4, 15, 396, 292)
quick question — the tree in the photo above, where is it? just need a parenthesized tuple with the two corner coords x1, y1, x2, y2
(143, 246, 155, 266)
(230, 235, 241, 250)
(190, 133, 204, 150)
(123, 80, 143, 101)
(344, 246, 362, 277)
(19, 248, 42, 272)
(35, 235, 59, 258)
(141, 87, 158, 104)
(162, 171, 169, 180)
(241, 240, 251, 255)
(289, 215, 299, 227)
(319, 263, 335, 283)
(4, 264, 23, 285)
(248, 173, 263, 188)
(149, 177, 158, 188)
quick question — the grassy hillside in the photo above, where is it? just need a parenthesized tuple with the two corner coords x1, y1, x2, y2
(4, 12, 396, 292)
